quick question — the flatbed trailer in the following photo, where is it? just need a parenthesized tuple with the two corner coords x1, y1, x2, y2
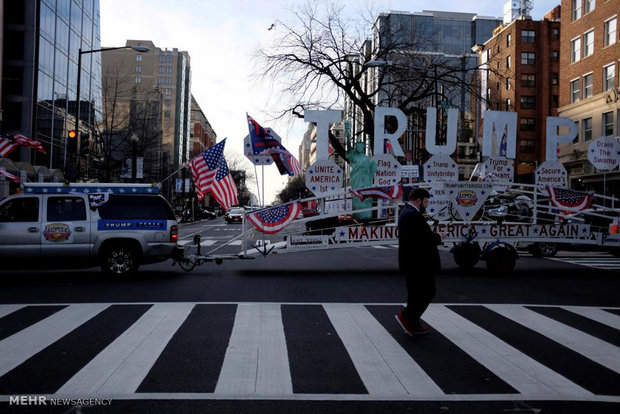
(174, 182, 620, 273)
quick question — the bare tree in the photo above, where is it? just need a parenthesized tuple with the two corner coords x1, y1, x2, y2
(255, 0, 499, 154)
(96, 63, 163, 183)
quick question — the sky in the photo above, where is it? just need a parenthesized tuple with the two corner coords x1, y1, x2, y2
(100, 0, 560, 204)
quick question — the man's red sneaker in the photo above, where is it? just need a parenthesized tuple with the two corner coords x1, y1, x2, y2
(395, 312, 416, 337)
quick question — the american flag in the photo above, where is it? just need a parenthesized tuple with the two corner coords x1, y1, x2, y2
(351, 185, 402, 201)
(247, 113, 301, 176)
(547, 187, 592, 212)
(0, 168, 20, 182)
(13, 134, 46, 154)
(0, 136, 19, 157)
(189, 139, 238, 210)
(246, 201, 302, 234)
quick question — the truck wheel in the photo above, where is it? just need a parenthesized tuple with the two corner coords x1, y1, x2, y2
(486, 246, 516, 274)
(453, 242, 481, 270)
(101, 244, 139, 275)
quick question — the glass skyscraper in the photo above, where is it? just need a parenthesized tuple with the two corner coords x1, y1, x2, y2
(2, 0, 102, 174)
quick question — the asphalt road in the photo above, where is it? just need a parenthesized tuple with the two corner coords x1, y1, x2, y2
(0, 217, 619, 413)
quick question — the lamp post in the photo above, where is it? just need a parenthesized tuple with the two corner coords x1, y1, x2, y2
(72, 45, 149, 180)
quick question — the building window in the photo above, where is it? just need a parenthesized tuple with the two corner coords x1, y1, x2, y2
(159, 55, 166, 63)
(505, 98, 511, 111)
(551, 50, 559, 62)
(166, 55, 173, 63)
(487, 49, 491, 59)
(521, 74, 536, 87)
(520, 118, 536, 131)
(572, 0, 582, 21)
(135, 65, 142, 73)
(584, 30, 594, 57)
(164, 88, 172, 96)
(135, 76, 141, 84)
(552, 95, 559, 107)
(571, 37, 581, 63)
(552, 72, 559, 85)
(574, 120, 580, 143)
(521, 52, 536, 65)
(605, 17, 617, 47)
(167, 66, 173, 74)
(584, 0, 595, 14)
(604, 64, 616, 91)
(583, 117, 593, 141)
(158, 66, 165, 74)
(520, 140, 536, 153)
(570, 78, 580, 103)
(164, 110, 171, 118)
(507, 33, 512, 47)
(506, 78, 511, 90)
(521, 29, 536, 43)
(506, 55, 511, 69)
(520, 95, 536, 109)
(552, 28, 560, 40)
(603, 111, 614, 136)
(164, 99, 171, 107)
(136, 54, 142, 62)
(583, 73, 593, 98)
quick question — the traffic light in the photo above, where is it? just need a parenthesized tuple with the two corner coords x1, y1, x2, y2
(80, 132, 90, 155)
(67, 130, 77, 154)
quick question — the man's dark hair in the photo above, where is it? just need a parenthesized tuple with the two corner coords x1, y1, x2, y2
(409, 188, 430, 201)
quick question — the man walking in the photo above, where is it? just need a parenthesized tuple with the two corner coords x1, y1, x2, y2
(395, 188, 442, 337)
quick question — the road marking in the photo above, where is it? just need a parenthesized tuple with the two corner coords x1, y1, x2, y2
(215, 304, 292, 395)
(487, 304, 620, 374)
(57, 303, 193, 394)
(324, 304, 443, 397)
(562, 306, 620, 330)
(424, 304, 592, 398)
(0, 304, 25, 319)
(0, 304, 109, 377)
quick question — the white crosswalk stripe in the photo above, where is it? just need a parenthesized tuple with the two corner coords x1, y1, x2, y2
(58, 303, 193, 394)
(424, 304, 591, 398)
(546, 256, 620, 271)
(0, 302, 618, 402)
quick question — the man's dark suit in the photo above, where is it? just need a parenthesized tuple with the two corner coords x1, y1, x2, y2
(398, 203, 442, 324)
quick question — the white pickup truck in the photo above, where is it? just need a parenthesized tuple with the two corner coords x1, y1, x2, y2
(0, 183, 179, 275)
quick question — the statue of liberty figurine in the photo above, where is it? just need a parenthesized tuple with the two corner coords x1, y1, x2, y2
(347, 138, 377, 220)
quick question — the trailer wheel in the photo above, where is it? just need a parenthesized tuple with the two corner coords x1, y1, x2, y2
(453, 242, 481, 270)
(486, 246, 516, 274)
(528, 242, 558, 257)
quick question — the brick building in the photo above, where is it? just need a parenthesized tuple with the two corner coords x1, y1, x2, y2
(557, 0, 619, 194)
(477, 8, 561, 181)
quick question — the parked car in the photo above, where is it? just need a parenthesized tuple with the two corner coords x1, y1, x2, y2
(0, 183, 179, 275)
(197, 208, 216, 220)
(225, 207, 245, 223)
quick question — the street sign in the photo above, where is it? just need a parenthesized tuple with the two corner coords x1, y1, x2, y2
(587, 136, 620, 171)
(535, 161, 567, 191)
(372, 154, 401, 186)
(423, 154, 458, 183)
(305, 159, 343, 196)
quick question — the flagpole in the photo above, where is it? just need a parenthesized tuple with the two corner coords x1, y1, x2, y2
(262, 164, 265, 207)
(254, 164, 262, 207)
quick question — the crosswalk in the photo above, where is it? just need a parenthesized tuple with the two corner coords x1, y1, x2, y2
(546, 256, 620, 272)
(0, 302, 619, 402)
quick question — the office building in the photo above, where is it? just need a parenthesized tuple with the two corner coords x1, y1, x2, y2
(1, 0, 102, 183)
(101, 40, 192, 200)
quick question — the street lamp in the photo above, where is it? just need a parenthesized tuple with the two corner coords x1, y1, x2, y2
(72, 45, 150, 180)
